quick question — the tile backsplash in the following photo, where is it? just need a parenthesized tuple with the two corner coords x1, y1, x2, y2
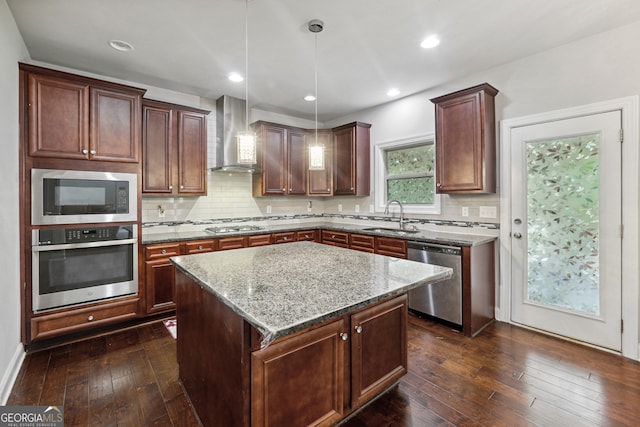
(142, 172, 500, 225)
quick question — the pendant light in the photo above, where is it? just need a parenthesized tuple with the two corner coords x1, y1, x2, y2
(308, 19, 325, 171)
(236, 0, 257, 164)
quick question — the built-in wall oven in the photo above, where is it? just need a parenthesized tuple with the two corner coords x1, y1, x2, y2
(32, 224, 138, 312)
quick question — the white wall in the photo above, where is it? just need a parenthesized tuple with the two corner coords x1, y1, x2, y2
(0, 0, 30, 404)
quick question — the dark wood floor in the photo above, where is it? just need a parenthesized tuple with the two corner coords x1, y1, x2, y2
(8, 315, 640, 426)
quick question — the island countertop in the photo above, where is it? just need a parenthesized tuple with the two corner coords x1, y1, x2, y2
(170, 241, 452, 347)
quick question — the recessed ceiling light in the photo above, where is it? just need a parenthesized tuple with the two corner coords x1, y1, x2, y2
(109, 40, 134, 52)
(420, 35, 440, 49)
(228, 72, 244, 82)
(304, 94, 316, 102)
(387, 88, 400, 97)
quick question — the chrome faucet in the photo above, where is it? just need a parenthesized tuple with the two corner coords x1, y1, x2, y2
(384, 200, 405, 230)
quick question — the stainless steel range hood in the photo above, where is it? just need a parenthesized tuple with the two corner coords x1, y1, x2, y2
(211, 95, 257, 172)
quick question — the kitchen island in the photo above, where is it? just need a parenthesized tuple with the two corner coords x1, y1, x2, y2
(171, 241, 452, 426)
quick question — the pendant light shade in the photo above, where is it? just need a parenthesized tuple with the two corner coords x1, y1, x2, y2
(308, 19, 325, 171)
(238, 0, 256, 164)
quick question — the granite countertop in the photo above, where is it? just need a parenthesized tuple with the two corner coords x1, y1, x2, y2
(143, 220, 497, 247)
(170, 241, 452, 347)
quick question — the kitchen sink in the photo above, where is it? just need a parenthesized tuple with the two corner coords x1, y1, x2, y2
(362, 227, 421, 235)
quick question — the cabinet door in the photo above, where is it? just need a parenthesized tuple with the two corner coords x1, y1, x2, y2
(273, 232, 295, 244)
(433, 83, 497, 194)
(218, 236, 246, 250)
(375, 237, 407, 259)
(27, 73, 90, 159)
(145, 259, 176, 314)
(308, 131, 333, 195)
(178, 111, 208, 194)
(287, 129, 307, 195)
(247, 234, 272, 247)
(295, 230, 318, 242)
(142, 103, 173, 193)
(251, 318, 346, 427)
(350, 294, 407, 408)
(333, 126, 356, 195)
(260, 125, 287, 195)
(90, 87, 140, 162)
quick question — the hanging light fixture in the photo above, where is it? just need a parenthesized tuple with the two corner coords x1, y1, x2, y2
(308, 19, 325, 171)
(236, 0, 257, 164)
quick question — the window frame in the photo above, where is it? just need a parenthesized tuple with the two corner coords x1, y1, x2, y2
(373, 133, 441, 215)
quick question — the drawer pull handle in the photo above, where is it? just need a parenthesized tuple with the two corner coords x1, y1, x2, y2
(90, 149, 96, 155)
(88, 315, 94, 321)
(161, 249, 167, 254)
(82, 149, 88, 154)
(340, 333, 348, 341)
(198, 245, 203, 250)
(355, 325, 362, 334)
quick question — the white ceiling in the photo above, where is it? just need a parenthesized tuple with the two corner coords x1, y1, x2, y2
(7, 0, 640, 121)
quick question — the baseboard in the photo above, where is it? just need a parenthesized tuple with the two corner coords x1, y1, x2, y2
(0, 343, 25, 405)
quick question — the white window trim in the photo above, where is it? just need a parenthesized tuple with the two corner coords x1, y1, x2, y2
(373, 133, 441, 215)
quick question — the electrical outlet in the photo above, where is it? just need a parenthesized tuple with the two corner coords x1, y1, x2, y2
(355, 205, 360, 213)
(338, 204, 343, 212)
(307, 201, 312, 212)
(479, 206, 497, 218)
(461, 207, 469, 217)
(158, 205, 165, 218)
(369, 204, 374, 213)
(266, 205, 272, 214)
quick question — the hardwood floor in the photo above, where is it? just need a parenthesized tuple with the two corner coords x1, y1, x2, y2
(8, 315, 640, 426)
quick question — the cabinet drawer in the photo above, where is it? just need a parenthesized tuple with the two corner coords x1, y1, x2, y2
(350, 234, 375, 252)
(248, 234, 273, 247)
(185, 240, 216, 254)
(218, 236, 246, 250)
(321, 230, 349, 247)
(145, 243, 181, 259)
(375, 237, 407, 259)
(273, 232, 295, 244)
(31, 298, 139, 341)
(295, 230, 317, 241)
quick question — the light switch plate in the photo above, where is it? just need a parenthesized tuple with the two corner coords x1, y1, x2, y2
(338, 204, 343, 212)
(355, 205, 360, 213)
(461, 207, 469, 217)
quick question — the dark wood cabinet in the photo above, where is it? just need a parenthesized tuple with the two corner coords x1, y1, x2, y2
(350, 294, 407, 408)
(251, 319, 346, 426)
(23, 64, 144, 162)
(431, 83, 498, 194)
(321, 230, 350, 248)
(144, 243, 181, 315)
(142, 99, 209, 195)
(247, 234, 273, 247)
(253, 121, 308, 196)
(308, 130, 333, 195)
(273, 231, 296, 244)
(349, 233, 375, 253)
(333, 122, 371, 196)
(295, 229, 318, 241)
(375, 236, 407, 259)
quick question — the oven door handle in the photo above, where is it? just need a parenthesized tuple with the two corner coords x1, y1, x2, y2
(32, 238, 138, 252)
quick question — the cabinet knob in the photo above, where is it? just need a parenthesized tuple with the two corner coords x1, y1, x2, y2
(436, 182, 442, 187)
(282, 188, 286, 191)
(331, 235, 336, 238)
(327, 188, 330, 191)
(355, 325, 362, 334)
(90, 149, 96, 155)
(82, 149, 89, 154)
(87, 315, 94, 321)
(198, 245, 203, 250)
(283, 237, 288, 241)
(340, 332, 348, 341)
(161, 249, 167, 254)
(168, 185, 173, 190)
(350, 187, 354, 191)
(513, 232, 523, 239)
(180, 185, 184, 189)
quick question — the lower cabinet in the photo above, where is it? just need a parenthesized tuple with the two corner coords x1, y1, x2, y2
(250, 294, 407, 426)
(30, 298, 139, 341)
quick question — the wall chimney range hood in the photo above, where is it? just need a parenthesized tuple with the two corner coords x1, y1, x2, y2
(212, 95, 257, 172)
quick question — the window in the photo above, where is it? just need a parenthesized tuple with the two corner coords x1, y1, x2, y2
(374, 134, 440, 215)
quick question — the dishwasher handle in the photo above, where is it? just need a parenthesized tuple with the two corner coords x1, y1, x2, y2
(408, 241, 462, 256)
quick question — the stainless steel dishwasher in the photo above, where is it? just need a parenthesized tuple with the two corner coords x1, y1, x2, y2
(407, 241, 463, 326)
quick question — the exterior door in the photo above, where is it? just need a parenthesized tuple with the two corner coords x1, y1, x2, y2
(511, 111, 622, 351)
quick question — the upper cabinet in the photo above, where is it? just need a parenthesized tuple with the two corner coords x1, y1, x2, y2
(142, 99, 210, 196)
(252, 121, 308, 196)
(22, 63, 145, 163)
(431, 83, 498, 194)
(333, 122, 371, 196)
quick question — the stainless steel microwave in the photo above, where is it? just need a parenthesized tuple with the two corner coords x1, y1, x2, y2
(32, 168, 137, 225)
